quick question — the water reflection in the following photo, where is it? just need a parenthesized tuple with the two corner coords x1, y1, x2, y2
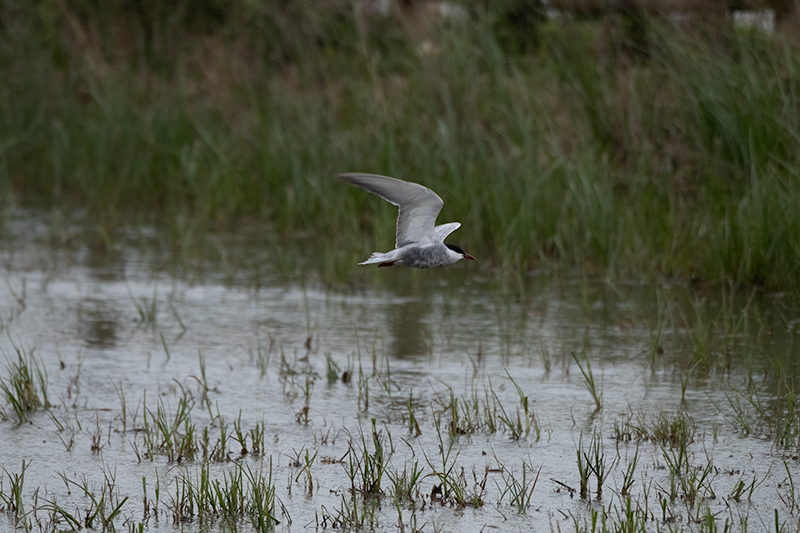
(375, 270, 478, 359)
(83, 240, 125, 283)
(78, 298, 119, 349)
(388, 297, 430, 358)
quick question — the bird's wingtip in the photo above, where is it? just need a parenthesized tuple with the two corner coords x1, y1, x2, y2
(335, 172, 367, 184)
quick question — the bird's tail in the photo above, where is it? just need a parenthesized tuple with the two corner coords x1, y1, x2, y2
(358, 252, 395, 266)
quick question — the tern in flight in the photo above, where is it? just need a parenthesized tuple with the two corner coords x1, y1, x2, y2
(336, 173, 476, 268)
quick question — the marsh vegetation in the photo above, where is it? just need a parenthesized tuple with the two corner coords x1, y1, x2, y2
(2, 1, 800, 532)
(1, 1, 800, 286)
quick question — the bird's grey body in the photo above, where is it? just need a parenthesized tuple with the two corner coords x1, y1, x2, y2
(336, 173, 476, 269)
(360, 241, 467, 269)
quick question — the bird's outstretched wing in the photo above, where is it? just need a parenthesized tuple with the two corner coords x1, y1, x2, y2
(434, 222, 461, 243)
(336, 173, 444, 247)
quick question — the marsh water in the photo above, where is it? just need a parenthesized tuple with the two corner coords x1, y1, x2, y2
(1, 210, 800, 532)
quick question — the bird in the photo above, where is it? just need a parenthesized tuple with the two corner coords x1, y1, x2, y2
(336, 173, 476, 268)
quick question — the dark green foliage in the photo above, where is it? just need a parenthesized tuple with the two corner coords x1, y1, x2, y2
(491, 0, 546, 54)
(1, 3, 800, 288)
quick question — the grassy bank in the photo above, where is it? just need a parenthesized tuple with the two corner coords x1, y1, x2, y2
(1, 2, 799, 287)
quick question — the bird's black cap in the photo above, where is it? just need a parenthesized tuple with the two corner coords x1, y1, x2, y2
(445, 243, 467, 255)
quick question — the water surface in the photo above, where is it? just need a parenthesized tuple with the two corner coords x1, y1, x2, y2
(1, 210, 799, 531)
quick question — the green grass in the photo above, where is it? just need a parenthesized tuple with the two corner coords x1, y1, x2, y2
(387, 459, 424, 506)
(612, 410, 696, 448)
(51, 465, 129, 530)
(494, 457, 541, 513)
(345, 419, 388, 498)
(0, 345, 50, 423)
(169, 460, 280, 531)
(572, 351, 603, 412)
(576, 430, 611, 499)
(425, 415, 485, 508)
(724, 373, 800, 452)
(0, 460, 29, 525)
(431, 377, 545, 440)
(1, 4, 800, 287)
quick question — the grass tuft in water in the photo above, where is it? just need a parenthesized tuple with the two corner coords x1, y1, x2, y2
(169, 459, 280, 531)
(49, 465, 129, 530)
(576, 429, 614, 500)
(495, 456, 541, 514)
(724, 377, 800, 452)
(612, 410, 696, 449)
(345, 419, 388, 499)
(620, 447, 639, 497)
(0, 460, 29, 525)
(129, 286, 160, 326)
(572, 351, 602, 412)
(387, 460, 424, 507)
(424, 415, 486, 508)
(141, 391, 197, 463)
(0, 345, 50, 423)
(320, 494, 380, 531)
(325, 353, 340, 384)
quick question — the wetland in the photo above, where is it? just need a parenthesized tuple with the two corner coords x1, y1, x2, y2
(2, 2, 800, 531)
(2, 211, 800, 532)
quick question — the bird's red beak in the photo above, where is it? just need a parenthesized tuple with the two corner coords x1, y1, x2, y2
(464, 253, 477, 261)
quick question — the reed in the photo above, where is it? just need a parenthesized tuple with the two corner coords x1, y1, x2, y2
(128, 286, 160, 326)
(2, 5, 800, 287)
(62, 466, 128, 530)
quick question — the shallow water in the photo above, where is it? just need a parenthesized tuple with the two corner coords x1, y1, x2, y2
(1, 210, 800, 532)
